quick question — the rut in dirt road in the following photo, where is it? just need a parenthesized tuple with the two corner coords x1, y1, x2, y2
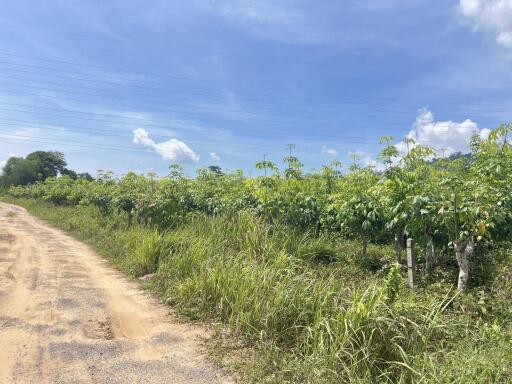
(0, 202, 232, 384)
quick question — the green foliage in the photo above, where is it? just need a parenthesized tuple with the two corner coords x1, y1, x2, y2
(383, 264, 403, 304)
(25, 151, 67, 180)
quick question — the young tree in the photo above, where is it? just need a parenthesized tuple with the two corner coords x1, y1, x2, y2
(255, 159, 279, 177)
(406, 193, 441, 275)
(338, 194, 383, 258)
(321, 160, 343, 194)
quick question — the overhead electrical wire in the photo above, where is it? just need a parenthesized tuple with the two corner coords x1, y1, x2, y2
(0, 71, 469, 117)
(0, 50, 508, 167)
(0, 86, 507, 132)
(0, 116, 381, 144)
(0, 80, 445, 125)
(0, 120, 469, 153)
(0, 63, 510, 115)
(0, 122, 383, 153)
(0, 109, 495, 143)
(0, 50, 510, 108)
(0, 132, 371, 162)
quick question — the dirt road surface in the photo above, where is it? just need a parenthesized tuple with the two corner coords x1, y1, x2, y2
(0, 202, 232, 384)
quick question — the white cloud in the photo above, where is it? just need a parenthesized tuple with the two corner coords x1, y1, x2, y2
(132, 128, 200, 163)
(210, 152, 221, 161)
(321, 146, 338, 157)
(459, 0, 512, 49)
(396, 108, 489, 156)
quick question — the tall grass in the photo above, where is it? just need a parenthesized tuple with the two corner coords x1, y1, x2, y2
(4, 197, 511, 383)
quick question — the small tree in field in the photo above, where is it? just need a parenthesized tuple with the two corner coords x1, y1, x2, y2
(338, 195, 383, 258)
(115, 172, 140, 227)
(438, 174, 494, 291)
(321, 160, 342, 194)
(406, 193, 441, 275)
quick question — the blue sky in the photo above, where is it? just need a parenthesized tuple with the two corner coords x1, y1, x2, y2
(0, 0, 511, 176)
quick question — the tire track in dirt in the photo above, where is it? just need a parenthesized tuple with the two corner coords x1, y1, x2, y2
(0, 202, 232, 384)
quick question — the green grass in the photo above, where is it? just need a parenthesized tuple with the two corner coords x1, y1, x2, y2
(3, 197, 511, 383)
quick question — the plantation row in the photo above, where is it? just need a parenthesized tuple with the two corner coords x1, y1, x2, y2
(8, 125, 512, 290)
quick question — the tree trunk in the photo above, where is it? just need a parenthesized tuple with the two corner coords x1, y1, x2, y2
(425, 235, 435, 275)
(362, 234, 368, 259)
(394, 230, 402, 264)
(453, 239, 475, 291)
(127, 211, 133, 228)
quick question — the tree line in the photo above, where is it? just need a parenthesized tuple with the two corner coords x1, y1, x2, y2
(0, 151, 92, 188)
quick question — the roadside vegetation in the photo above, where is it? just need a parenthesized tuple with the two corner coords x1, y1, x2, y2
(1, 124, 511, 383)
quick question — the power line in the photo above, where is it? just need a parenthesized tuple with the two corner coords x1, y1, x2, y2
(0, 50, 510, 108)
(0, 70, 466, 116)
(0, 132, 370, 164)
(1, 64, 511, 114)
(0, 107, 498, 145)
(0, 82, 415, 126)
(0, 133, 261, 162)
(0, 73, 433, 119)
(0, 117, 376, 145)
(0, 119, 478, 154)
(0, 122, 380, 153)
(0, 86, 507, 131)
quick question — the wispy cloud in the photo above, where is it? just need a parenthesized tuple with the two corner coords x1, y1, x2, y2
(59, 1, 128, 43)
(210, 152, 221, 161)
(459, 0, 512, 49)
(194, 0, 333, 44)
(133, 128, 200, 163)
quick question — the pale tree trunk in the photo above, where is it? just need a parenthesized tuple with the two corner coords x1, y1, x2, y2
(453, 239, 475, 291)
(425, 235, 435, 275)
(394, 230, 402, 264)
(362, 234, 368, 259)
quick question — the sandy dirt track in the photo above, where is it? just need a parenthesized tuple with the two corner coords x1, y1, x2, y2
(0, 202, 232, 384)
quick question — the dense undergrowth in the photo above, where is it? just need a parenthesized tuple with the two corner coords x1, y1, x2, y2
(3, 197, 510, 384)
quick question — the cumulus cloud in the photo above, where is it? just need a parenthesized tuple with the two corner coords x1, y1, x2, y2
(459, 0, 512, 49)
(396, 108, 489, 156)
(210, 152, 221, 161)
(132, 128, 200, 163)
(321, 146, 338, 157)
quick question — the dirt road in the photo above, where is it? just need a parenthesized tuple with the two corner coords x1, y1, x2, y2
(0, 202, 232, 384)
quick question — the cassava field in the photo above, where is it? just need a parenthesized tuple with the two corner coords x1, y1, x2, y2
(1, 126, 512, 383)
